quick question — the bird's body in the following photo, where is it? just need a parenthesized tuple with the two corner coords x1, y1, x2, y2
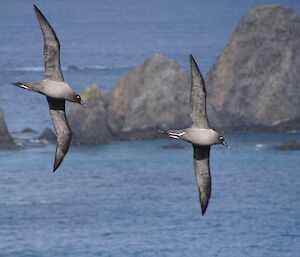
(160, 54, 227, 215)
(163, 128, 222, 146)
(12, 5, 84, 172)
(14, 80, 79, 102)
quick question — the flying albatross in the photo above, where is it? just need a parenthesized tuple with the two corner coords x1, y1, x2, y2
(160, 55, 228, 215)
(12, 5, 85, 172)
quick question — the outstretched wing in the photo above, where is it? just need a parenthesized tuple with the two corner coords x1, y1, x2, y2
(189, 54, 209, 128)
(47, 97, 72, 172)
(34, 5, 64, 82)
(193, 145, 211, 215)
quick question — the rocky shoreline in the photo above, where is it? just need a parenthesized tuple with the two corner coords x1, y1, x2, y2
(1, 5, 299, 147)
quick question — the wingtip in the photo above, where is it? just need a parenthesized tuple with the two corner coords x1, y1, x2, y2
(33, 4, 43, 18)
(53, 161, 60, 173)
(189, 54, 206, 95)
(33, 4, 39, 12)
(199, 191, 209, 216)
(201, 204, 208, 216)
(53, 154, 64, 173)
(189, 53, 195, 62)
(189, 53, 198, 68)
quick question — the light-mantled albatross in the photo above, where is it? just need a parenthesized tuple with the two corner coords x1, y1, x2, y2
(12, 5, 85, 172)
(160, 54, 228, 215)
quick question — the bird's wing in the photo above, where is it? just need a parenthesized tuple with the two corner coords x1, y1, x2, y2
(34, 5, 64, 82)
(47, 97, 72, 172)
(193, 145, 211, 215)
(189, 54, 209, 128)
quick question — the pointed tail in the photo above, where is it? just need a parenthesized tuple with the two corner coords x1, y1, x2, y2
(158, 129, 186, 139)
(11, 82, 30, 90)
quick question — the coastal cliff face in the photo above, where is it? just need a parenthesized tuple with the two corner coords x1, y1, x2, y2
(206, 5, 300, 131)
(68, 85, 113, 144)
(107, 54, 190, 140)
(0, 107, 15, 148)
(67, 55, 190, 143)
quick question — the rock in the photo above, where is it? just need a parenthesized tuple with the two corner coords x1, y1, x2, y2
(163, 143, 184, 149)
(68, 65, 79, 71)
(107, 54, 190, 140)
(275, 140, 300, 151)
(37, 128, 56, 142)
(21, 128, 36, 133)
(206, 5, 300, 132)
(68, 84, 113, 144)
(0, 107, 16, 148)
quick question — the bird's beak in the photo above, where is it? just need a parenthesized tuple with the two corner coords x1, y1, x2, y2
(80, 100, 87, 107)
(223, 140, 230, 149)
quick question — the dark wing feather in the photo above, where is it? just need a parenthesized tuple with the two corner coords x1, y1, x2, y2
(47, 97, 72, 172)
(34, 5, 64, 82)
(193, 145, 211, 215)
(190, 54, 209, 128)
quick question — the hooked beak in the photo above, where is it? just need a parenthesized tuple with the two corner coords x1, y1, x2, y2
(80, 100, 87, 107)
(223, 140, 230, 149)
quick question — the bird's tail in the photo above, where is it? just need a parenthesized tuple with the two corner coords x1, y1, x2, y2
(158, 129, 186, 139)
(12, 82, 31, 90)
(11, 82, 39, 92)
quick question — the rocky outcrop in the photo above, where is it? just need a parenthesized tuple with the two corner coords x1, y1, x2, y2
(21, 128, 36, 133)
(206, 5, 300, 132)
(0, 107, 16, 148)
(275, 140, 300, 151)
(68, 84, 113, 144)
(66, 6, 300, 146)
(107, 54, 190, 140)
(66, 55, 190, 144)
(37, 128, 56, 142)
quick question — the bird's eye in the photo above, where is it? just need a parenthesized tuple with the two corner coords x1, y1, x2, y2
(76, 95, 80, 99)
(220, 136, 223, 140)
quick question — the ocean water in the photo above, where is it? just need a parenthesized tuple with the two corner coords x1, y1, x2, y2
(0, 1, 300, 256)
(0, 133, 300, 257)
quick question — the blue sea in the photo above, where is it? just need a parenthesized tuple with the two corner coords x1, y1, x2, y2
(0, 1, 300, 256)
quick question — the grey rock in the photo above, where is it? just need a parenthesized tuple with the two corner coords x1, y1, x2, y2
(206, 5, 300, 132)
(68, 84, 113, 144)
(68, 65, 79, 71)
(275, 140, 300, 151)
(21, 128, 36, 133)
(0, 107, 16, 148)
(38, 128, 56, 142)
(107, 54, 190, 140)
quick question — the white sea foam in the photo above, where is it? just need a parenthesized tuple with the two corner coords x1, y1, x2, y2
(255, 144, 264, 148)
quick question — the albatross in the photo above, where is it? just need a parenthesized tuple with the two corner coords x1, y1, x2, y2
(12, 5, 85, 172)
(160, 54, 228, 215)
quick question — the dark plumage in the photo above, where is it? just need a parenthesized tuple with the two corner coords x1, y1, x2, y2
(12, 5, 85, 172)
(160, 54, 228, 215)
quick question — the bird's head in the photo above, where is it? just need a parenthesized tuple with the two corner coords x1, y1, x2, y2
(219, 135, 229, 148)
(73, 94, 87, 107)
